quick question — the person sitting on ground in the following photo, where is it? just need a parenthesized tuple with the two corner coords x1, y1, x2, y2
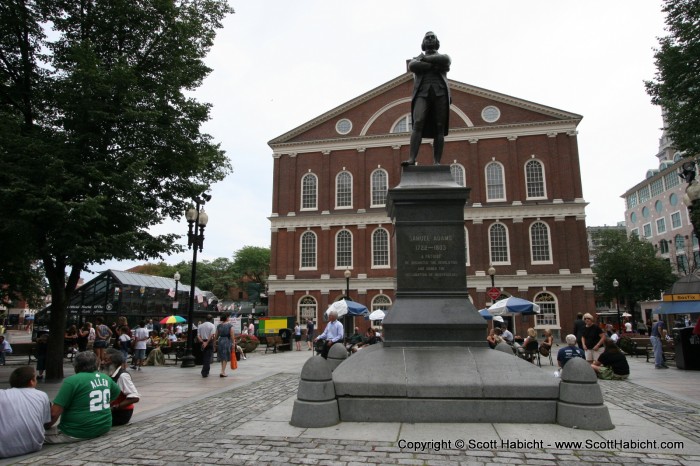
(105, 349, 140, 425)
(314, 310, 344, 359)
(352, 327, 380, 353)
(591, 338, 630, 380)
(45, 351, 120, 444)
(145, 331, 165, 366)
(557, 334, 585, 369)
(0, 366, 51, 458)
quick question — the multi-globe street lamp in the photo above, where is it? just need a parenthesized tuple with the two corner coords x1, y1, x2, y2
(180, 194, 211, 368)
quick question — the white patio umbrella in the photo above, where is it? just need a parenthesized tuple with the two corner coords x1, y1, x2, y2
(368, 309, 386, 321)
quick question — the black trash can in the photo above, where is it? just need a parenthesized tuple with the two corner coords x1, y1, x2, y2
(673, 327, 700, 370)
(278, 328, 292, 351)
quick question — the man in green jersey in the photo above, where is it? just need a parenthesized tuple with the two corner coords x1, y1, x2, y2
(45, 351, 120, 443)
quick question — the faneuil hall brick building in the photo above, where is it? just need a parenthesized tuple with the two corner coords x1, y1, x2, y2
(266, 71, 595, 341)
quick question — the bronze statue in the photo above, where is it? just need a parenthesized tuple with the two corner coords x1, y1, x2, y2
(401, 31, 451, 166)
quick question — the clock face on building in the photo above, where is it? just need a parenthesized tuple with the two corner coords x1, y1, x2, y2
(335, 118, 352, 135)
(481, 106, 501, 123)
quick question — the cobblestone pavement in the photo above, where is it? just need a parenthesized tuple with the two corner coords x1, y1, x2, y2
(599, 379, 700, 444)
(6, 371, 700, 466)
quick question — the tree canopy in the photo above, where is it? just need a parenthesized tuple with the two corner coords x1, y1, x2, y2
(0, 0, 233, 379)
(646, 0, 700, 156)
(592, 229, 676, 315)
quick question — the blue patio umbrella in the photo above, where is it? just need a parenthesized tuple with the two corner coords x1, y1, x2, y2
(324, 299, 369, 319)
(479, 309, 504, 322)
(484, 297, 540, 316)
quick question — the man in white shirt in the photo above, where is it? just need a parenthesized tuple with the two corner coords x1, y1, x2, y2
(314, 310, 344, 359)
(501, 327, 514, 344)
(131, 321, 149, 370)
(0, 366, 51, 458)
(197, 315, 216, 378)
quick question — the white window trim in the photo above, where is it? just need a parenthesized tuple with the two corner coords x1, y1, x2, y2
(529, 221, 553, 265)
(370, 227, 391, 269)
(390, 114, 412, 134)
(371, 294, 393, 311)
(488, 222, 511, 265)
(630, 228, 639, 238)
(524, 159, 547, 200)
(656, 217, 667, 234)
(533, 292, 560, 330)
(642, 222, 653, 239)
(335, 171, 353, 210)
(450, 163, 466, 187)
(299, 231, 318, 271)
(300, 173, 318, 211)
(464, 227, 470, 266)
(670, 210, 683, 230)
(334, 229, 353, 270)
(485, 161, 507, 202)
(370, 168, 389, 208)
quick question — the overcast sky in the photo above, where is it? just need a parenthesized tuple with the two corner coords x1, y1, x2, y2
(94, 0, 668, 277)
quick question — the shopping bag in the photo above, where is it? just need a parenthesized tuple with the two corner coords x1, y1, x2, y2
(231, 355, 238, 370)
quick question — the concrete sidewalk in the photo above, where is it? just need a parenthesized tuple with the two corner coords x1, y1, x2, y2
(1, 340, 700, 465)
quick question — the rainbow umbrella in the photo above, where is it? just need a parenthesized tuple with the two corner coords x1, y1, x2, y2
(160, 315, 186, 325)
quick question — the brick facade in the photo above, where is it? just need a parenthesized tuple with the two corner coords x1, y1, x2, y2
(267, 73, 595, 341)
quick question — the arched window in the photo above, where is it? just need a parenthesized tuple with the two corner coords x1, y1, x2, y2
(450, 164, 466, 187)
(485, 162, 505, 201)
(391, 114, 412, 133)
(300, 231, 317, 269)
(464, 227, 470, 265)
(301, 173, 317, 210)
(525, 159, 546, 199)
(489, 223, 510, 264)
(371, 169, 388, 207)
(371, 295, 392, 311)
(336, 230, 352, 268)
(530, 221, 552, 263)
(372, 228, 390, 268)
(299, 296, 317, 322)
(336, 171, 352, 209)
(534, 292, 559, 330)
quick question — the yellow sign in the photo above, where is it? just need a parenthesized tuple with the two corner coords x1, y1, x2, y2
(663, 294, 700, 302)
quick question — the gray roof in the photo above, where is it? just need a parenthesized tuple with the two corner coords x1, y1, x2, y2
(109, 270, 210, 298)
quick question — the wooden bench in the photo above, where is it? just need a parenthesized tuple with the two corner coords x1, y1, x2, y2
(263, 336, 291, 354)
(645, 340, 675, 365)
(7, 342, 36, 364)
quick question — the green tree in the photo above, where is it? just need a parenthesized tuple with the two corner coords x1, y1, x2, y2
(232, 246, 270, 299)
(645, 0, 700, 156)
(0, 0, 233, 380)
(592, 229, 675, 322)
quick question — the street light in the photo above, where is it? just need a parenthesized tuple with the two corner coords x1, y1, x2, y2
(180, 194, 211, 368)
(344, 268, 351, 300)
(681, 160, 700, 246)
(613, 279, 622, 333)
(487, 266, 496, 289)
(173, 271, 180, 311)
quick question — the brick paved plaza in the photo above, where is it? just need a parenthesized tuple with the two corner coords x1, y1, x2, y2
(1, 334, 700, 465)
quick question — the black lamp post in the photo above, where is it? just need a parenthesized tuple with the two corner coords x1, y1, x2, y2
(173, 271, 180, 311)
(613, 278, 622, 333)
(488, 266, 496, 289)
(180, 194, 210, 368)
(681, 160, 700, 251)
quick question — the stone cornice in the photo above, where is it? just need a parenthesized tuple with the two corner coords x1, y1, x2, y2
(270, 119, 580, 156)
(268, 201, 588, 229)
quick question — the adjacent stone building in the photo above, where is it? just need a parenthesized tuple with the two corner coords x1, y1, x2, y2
(266, 71, 595, 340)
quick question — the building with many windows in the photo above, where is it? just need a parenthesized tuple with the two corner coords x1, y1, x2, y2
(621, 117, 698, 276)
(266, 71, 595, 340)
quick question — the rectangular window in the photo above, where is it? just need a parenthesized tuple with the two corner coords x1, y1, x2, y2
(643, 223, 652, 238)
(650, 179, 664, 197)
(630, 228, 639, 238)
(665, 172, 680, 189)
(671, 211, 682, 229)
(656, 217, 666, 234)
(638, 186, 650, 203)
(626, 193, 638, 209)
